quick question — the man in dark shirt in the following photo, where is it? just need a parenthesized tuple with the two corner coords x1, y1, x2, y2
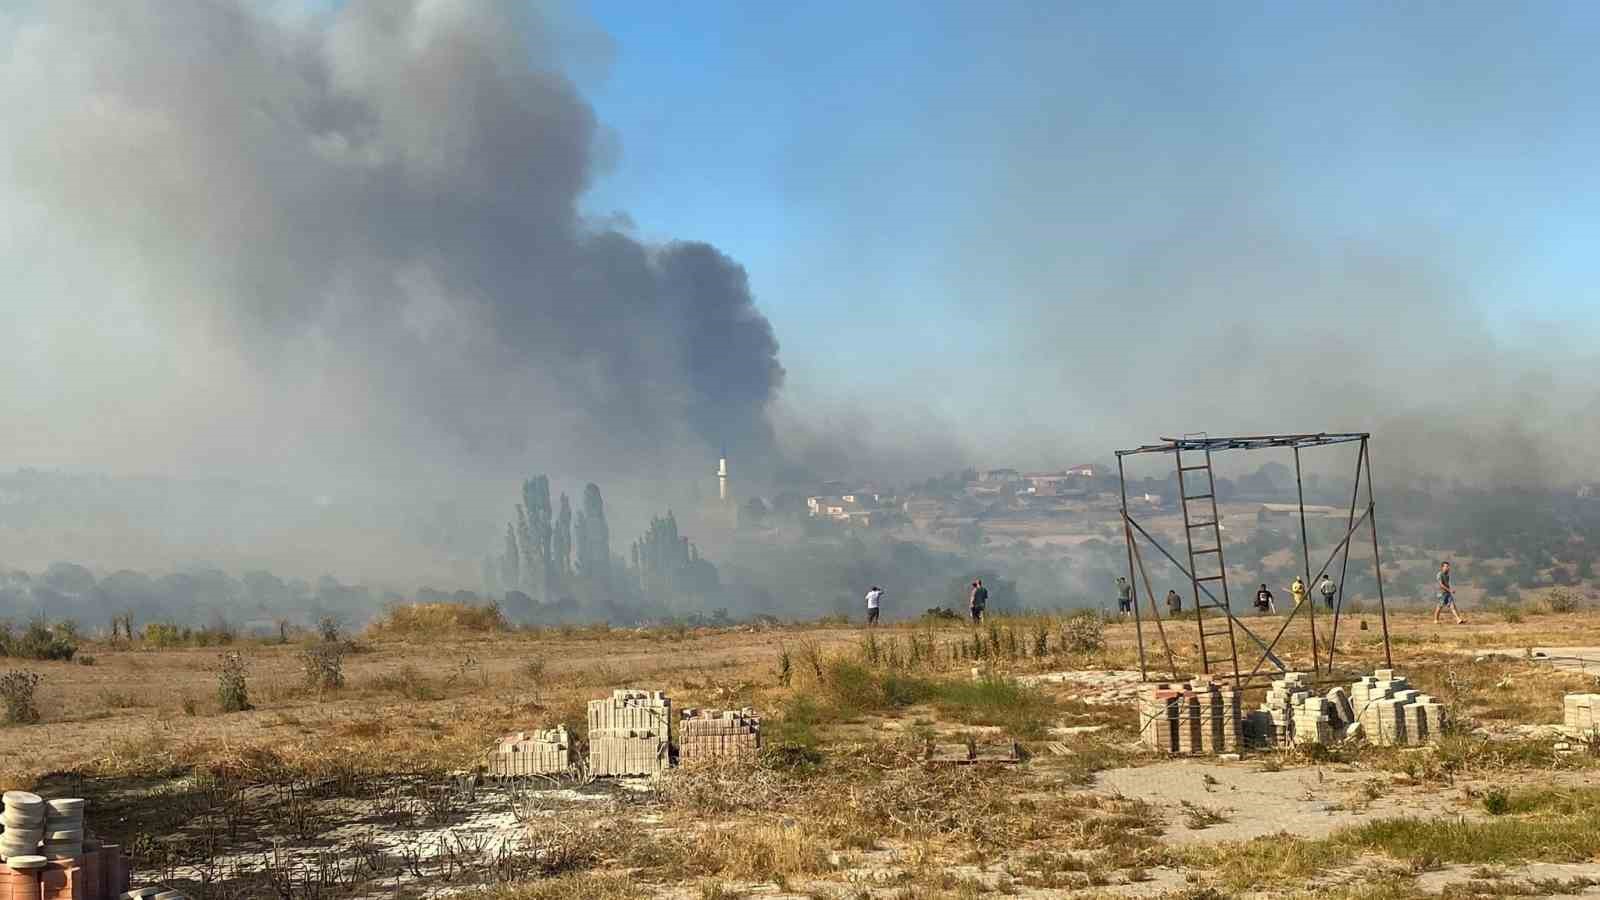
(969, 580, 989, 624)
(1254, 583, 1276, 614)
(1165, 589, 1182, 615)
(1434, 561, 1464, 624)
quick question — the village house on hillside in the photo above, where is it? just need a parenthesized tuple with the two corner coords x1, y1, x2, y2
(1023, 464, 1097, 497)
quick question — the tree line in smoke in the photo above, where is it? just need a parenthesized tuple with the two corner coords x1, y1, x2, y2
(482, 476, 721, 622)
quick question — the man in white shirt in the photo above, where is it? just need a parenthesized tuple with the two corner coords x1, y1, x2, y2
(865, 586, 884, 626)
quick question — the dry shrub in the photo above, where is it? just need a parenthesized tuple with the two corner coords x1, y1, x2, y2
(686, 823, 832, 881)
(465, 872, 647, 900)
(0, 670, 41, 724)
(1060, 610, 1107, 654)
(301, 643, 346, 691)
(844, 764, 1024, 847)
(660, 757, 797, 815)
(217, 650, 251, 712)
(366, 602, 509, 639)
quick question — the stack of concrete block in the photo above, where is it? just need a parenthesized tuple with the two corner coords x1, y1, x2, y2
(587, 689, 671, 777)
(1564, 694, 1600, 736)
(1346, 670, 1444, 746)
(1190, 677, 1241, 754)
(1326, 687, 1355, 728)
(1138, 683, 1181, 752)
(488, 726, 571, 777)
(678, 709, 761, 763)
(1257, 673, 1312, 747)
(1137, 681, 1240, 755)
(1293, 697, 1333, 745)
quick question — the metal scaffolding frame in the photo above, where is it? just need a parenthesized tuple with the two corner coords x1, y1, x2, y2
(1115, 432, 1393, 691)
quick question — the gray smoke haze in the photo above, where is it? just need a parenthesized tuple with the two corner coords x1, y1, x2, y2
(0, 0, 781, 495)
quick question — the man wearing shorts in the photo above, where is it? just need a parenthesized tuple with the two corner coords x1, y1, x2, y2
(1115, 577, 1133, 617)
(1435, 561, 1464, 624)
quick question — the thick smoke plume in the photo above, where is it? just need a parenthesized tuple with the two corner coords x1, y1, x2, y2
(0, 1, 782, 490)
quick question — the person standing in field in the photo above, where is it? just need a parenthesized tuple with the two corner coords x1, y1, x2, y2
(1318, 574, 1337, 611)
(1435, 561, 1465, 624)
(1115, 576, 1133, 617)
(1165, 588, 1183, 615)
(864, 586, 884, 626)
(969, 579, 989, 624)
(1289, 576, 1307, 609)
(1254, 583, 1276, 614)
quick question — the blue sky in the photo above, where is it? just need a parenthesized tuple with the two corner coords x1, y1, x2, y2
(574, 1, 1600, 444)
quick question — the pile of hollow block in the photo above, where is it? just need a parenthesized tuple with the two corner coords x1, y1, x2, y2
(1351, 670, 1443, 746)
(678, 709, 760, 763)
(1565, 694, 1600, 736)
(1247, 671, 1312, 747)
(587, 690, 671, 777)
(1137, 678, 1240, 754)
(488, 726, 571, 777)
(1243, 669, 1443, 748)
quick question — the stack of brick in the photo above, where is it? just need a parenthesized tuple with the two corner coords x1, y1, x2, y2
(587, 690, 671, 777)
(1348, 669, 1443, 746)
(1257, 673, 1311, 747)
(488, 726, 571, 777)
(1564, 694, 1600, 736)
(1137, 681, 1240, 755)
(1325, 687, 1355, 728)
(1189, 677, 1241, 754)
(1138, 683, 1181, 752)
(1293, 697, 1333, 745)
(678, 709, 761, 763)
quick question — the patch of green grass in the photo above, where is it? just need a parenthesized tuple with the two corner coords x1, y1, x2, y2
(925, 675, 1057, 739)
(769, 695, 824, 750)
(1340, 814, 1600, 865)
(1194, 790, 1600, 892)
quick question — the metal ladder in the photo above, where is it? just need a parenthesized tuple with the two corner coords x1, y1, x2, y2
(1175, 445, 1241, 682)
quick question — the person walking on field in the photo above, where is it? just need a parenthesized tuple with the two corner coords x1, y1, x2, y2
(969, 579, 989, 624)
(864, 586, 884, 626)
(1254, 583, 1276, 614)
(1289, 576, 1307, 609)
(1317, 574, 1337, 611)
(1435, 561, 1465, 624)
(1165, 588, 1183, 615)
(1115, 576, 1133, 617)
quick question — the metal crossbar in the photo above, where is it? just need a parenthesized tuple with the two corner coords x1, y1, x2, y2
(1117, 432, 1369, 456)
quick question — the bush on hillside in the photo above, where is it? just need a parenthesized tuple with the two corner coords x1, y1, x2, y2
(365, 602, 508, 638)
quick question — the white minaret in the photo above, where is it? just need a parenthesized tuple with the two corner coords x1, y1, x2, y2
(717, 450, 729, 502)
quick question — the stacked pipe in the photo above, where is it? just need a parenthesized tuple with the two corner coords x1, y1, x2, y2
(40, 802, 81, 861)
(0, 794, 44, 861)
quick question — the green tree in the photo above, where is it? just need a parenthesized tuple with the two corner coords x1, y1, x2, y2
(575, 483, 611, 581)
(554, 493, 573, 581)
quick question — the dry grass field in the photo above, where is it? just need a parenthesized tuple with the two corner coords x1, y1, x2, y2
(3, 600, 1600, 899)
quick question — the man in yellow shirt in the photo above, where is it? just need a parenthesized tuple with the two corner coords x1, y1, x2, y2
(1289, 576, 1307, 609)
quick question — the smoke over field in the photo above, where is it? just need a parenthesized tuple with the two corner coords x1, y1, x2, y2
(0, 0, 781, 491)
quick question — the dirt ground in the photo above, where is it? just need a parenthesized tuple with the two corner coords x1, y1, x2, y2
(2, 609, 1600, 898)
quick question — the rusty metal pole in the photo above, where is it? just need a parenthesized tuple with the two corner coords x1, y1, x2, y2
(1294, 445, 1319, 675)
(1363, 437, 1393, 667)
(1118, 454, 1148, 680)
(1326, 441, 1365, 674)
